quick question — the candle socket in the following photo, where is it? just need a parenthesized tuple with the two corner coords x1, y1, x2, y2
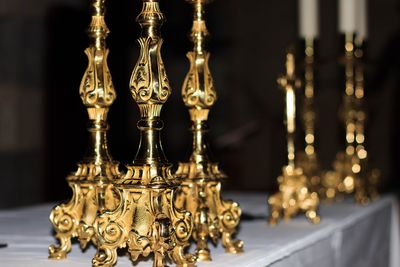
(323, 33, 379, 203)
(92, 1, 196, 267)
(174, 0, 243, 261)
(268, 50, 320, 225)
(48, 0, 121, 259)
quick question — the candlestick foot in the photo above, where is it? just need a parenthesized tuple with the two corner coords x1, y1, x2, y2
(174, 171, 243, 260)
(48, 235, 71, 260)
(49, 161, 120, 259)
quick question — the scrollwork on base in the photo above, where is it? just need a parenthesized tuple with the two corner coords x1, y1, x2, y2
(49, 167, 119, 259)
(49, 182, 90, 259)
(174, 178, 243, 261)
(93, 187, 196, 267)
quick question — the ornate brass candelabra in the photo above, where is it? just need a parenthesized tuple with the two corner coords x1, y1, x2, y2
(296, 38, 321, 193)
(92, 1, 196, 267)
(174, 0, 243, 261)
(324, 34, 379, 203)
(49, 0, 120, 259)
(353, 38, 380, 202)
(322, 34, 358, 201)
(268, 51, 320, 225)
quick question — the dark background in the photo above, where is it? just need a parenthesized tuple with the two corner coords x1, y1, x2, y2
(1, 0, 399, 208)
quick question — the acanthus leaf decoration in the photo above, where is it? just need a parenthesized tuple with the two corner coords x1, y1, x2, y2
(157, 40, 172, 103)
(182, 52, 200, 106)
(80, 47, 116, 107)
(203, 52, 217, 106)
(130, 37, 171, 104)
(182, 51, 217, 109)
(130, 37, 152, 103)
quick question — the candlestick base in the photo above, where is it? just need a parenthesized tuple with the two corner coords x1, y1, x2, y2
(268, 166, 320, 225)
(92, 165, 196, 267)
(49, 162, 120, 259)
(175, 162, 243, 261)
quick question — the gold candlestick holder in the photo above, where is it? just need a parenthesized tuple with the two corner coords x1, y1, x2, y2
(174, 0, 243, 261)
(49, 0, 121, 259)
(323, 34, 379, 203)
(353, 38, 380, 202)
(268, 50, 320, 225)
(92, 1, 196, 267)
(322, 34, 358, 201)
(296, 38, 321, 193)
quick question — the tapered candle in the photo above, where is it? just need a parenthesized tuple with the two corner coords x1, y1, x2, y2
(356, 0, 368, 40)
(299, 0, 319, 39)
(339, 0, 356, 33)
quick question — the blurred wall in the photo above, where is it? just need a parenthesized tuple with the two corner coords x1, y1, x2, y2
(0, 0, 399, 208)
(0, 0, 83, 208)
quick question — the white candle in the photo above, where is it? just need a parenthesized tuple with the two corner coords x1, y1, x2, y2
(339, 0, 357, 33)
(356, 0, 368, 40)
(299, 0, 319, 39)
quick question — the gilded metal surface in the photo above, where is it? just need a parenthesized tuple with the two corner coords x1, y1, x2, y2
(322, 34, 379, 203)
(92, 1, 196, 266)
(296, 39, 321, 191)
(268, 51, 320, 225)
(49, 0, 120, 259)
(174, 0, 243, 261)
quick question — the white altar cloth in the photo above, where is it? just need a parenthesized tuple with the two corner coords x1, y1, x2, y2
(0, 193, 398, 267)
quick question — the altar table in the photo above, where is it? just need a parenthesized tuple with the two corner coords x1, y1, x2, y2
(0, 193, 398, 267)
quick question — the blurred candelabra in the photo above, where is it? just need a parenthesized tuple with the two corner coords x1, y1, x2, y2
(49, 0, 120, 259)
(268, 50, 320, 225)
(174, 0, 243, 261)
(323, 33, 379, 203)
(296, 38, 322, 193)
